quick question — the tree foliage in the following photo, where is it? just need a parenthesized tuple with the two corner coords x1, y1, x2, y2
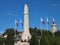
(30, 28, 60, 45)
(0, 28, 60, 45)
(0, 37, 4, 45)
(30, 32, 39, 45)
(5, 28, 16, 45)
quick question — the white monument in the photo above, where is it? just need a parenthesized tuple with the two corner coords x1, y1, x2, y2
(51, 18, 57, 34)
(51, 23, 57, 34)
(14, 4, 31, 45)
(21, 4, 31, 42)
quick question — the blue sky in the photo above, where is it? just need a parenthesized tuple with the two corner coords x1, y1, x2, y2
(0, 0, 60, 33)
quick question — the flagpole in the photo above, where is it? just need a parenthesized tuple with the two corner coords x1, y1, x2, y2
(20, 19, 22, 31)
(40, 17, 43, 45)
(20, 23, 21, 31)
(15, 24, 16, 37)
(14, 23, 16, 43)
(15, 24, 17, 45)
(46, 17, 49, 31)
(14, 19, 18, 43)
(40, 21, 42, 44)
(47, 24, 48, 31)
(41, 22, 42, 36)
(15, 20, 16, 36)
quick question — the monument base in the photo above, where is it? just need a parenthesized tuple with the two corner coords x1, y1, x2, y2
(14, 41, 29, 45)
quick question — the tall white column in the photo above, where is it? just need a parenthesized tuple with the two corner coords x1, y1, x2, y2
(21, 4, 31, 42)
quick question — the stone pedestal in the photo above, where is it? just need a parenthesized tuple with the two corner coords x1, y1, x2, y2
(15, 41, 29, 45)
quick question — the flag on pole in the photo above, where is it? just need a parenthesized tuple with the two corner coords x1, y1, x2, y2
(15, 19, 18, 26)
(53, 18, 55, 24)
(41, 17, 45, 24)
(46, 17, 49, 24)
(20, 19, 22, 24)
(20, 19, 23, 26)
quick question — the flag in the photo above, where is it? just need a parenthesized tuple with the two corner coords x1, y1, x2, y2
(53, 18, 55, 24)
(41, 17, 45, 24)
(15, 19, 18, 26)
(20, 19, 22, 24)
(20, 19, 23, 26)
(46, 17, 49, 24)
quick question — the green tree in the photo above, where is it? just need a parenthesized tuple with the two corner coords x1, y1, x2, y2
(40, 35, 49, 45)
(5, 28, 16, 45)
(30, 32, 39, 45)
(0, 37, 4, 45)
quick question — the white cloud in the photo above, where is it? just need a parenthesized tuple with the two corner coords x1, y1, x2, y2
(8, 13, 16, 16)
(0, 31, 4, 33)
(52, 3, 60, 7)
